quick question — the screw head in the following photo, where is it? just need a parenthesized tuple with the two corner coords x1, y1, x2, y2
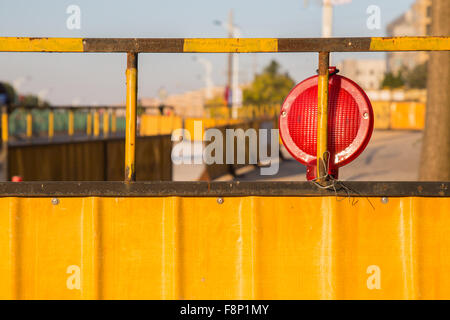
(51, 198, 59, 205)
(281, 111, 287, 117)
(363, 112, 369, 119)
(217, 197, 224, 204)
(381, 197, 389, 204)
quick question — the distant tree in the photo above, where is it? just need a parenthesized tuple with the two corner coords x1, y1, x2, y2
(405, 62, 428, 89)
(205, 95, 226, 109)
(0, 81, 17, 104)
(18, 94, 50, 107)
(204, 95, 227, 118)
(243, 60, 295, 105)
(381, 70, 405, 89)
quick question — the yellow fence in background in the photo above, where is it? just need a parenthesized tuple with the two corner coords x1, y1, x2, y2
(372, 101, 425, 130)
(1, 195, 449, 299)
(206, 105, 280, 119)
(139, 115, 183, 136)
(204, 102, 424, 131)
(184, 118, 244, 141)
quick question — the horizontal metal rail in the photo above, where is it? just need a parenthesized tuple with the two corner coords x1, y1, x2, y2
(0, 36, 449, 53)
(0, 181, 447, 197)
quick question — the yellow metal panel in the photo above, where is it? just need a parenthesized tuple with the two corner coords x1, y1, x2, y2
(370, 37, 450, 51)
(390, 102, 425, 130)
(183, 38, 278, 53)
(0, 37, 83, 52)
(139, 114, 159, 136)
(372, 101, 391, 129)
(184, 118, 214, 141)
(1, 196, 450, 299)
(139, 115, 182, 136)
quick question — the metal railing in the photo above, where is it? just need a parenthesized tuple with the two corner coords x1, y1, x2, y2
(1, 36, 449, 182)
(4, 105, 123, 140)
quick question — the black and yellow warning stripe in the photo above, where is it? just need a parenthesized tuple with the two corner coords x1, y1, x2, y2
(0, 37, 449, 53)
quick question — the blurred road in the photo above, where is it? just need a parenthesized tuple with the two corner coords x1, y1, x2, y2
(173, 130, 423, 181)
(237, 130, 423, 181)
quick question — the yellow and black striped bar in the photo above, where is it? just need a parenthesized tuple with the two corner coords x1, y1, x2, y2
(0, 37, 449, 53)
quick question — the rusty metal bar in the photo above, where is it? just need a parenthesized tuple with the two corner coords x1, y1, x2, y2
(125, 52, 138, 182)
(0, 181, 447, 197)
(317, 52, 330, 183)
(1, 37, 449, 53)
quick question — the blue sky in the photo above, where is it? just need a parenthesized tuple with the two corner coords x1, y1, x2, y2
(0, 0, 415, 105)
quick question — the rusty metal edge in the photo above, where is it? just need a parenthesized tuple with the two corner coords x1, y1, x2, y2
(277, 38, 372, 52)
(0, 181, 447, 197)
(83, 38, 185, 52)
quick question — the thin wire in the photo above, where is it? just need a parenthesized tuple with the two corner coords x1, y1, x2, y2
(311, 151, 375, 210)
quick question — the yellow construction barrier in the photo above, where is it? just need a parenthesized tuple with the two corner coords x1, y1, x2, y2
(372, 101, 425, 130)
(372, 101, 391, 130)
(139, 115, 183, 136)
(0, 193, 449, 299)
(184, 118, 244, 141)
(390, 102, 425, 130)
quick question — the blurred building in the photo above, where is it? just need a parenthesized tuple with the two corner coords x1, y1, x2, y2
(336, 59, 386, 90)
(386, 0, 432, 73)
(140, 86, 226, 118)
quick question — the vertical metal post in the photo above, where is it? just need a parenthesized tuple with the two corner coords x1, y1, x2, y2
(2, 106, 8, 144)
(68, 108, 74, 137)
(103, 108, 109, 137)
(26, 109, 32, 138)
(125, 52, 138, 182)
(48, 108, 54, 139)
(93, 109, 100, 137)
(86, 110, 92, 136)
(111, 108, 117, 134)
(1, 106, 8, 181)
(317, 52, 330, 182)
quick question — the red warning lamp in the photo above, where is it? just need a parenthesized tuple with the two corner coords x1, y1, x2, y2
(279, 67, 374, 180)
(12, 176, 23, 182)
